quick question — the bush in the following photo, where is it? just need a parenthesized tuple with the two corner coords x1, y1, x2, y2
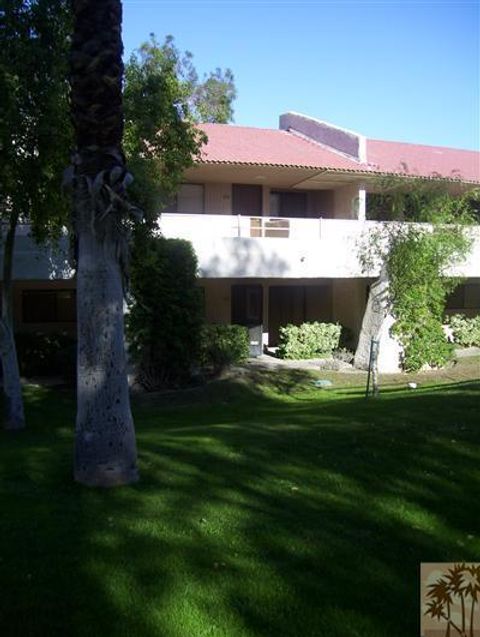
(200, 324, 249, 374)
(15, 331, 76, 379)
(398, 320, 454, 372)
(127, 236, 204, 390)
(447, 314, 480, 348)
(277, 322, 342, 360)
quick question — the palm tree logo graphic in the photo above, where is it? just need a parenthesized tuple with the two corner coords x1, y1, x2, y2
(424, 563, 480, 637)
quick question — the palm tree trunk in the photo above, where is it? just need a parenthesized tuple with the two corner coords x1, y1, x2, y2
(0, 210, 25, 430)
(70, 0, 138, 486)
(470, 597, 475, 637)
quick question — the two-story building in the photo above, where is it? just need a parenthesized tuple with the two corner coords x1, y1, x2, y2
(4, 112, 480, 350)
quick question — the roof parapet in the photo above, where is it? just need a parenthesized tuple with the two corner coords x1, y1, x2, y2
(279, 112, 367, 163)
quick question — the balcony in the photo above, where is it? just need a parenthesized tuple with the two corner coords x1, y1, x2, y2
(4, 215, 480, 281)
(158, 213, 480, 280)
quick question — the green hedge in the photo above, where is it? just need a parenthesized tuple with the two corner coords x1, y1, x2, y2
(200, 324, 249, 373)
(127, 236, 204, 390)
(447, 314, 480, 348)
(277, 322, 342, 360)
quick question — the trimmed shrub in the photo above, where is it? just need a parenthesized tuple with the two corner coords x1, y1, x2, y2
(398, 319, 454, 372)
(127, 236, 204, 390)
(200, 324, 249, 374)
(15, 331, 76, 379)
(277, 322, 342, 360)
(447, 314, 480, 348)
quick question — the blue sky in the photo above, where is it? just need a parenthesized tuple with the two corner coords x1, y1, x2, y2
(122, 1, 480, 150)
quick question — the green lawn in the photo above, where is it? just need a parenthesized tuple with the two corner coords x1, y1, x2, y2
(0, 363, 479, 637)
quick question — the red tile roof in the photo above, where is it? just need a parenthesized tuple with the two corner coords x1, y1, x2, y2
(198, 123, 480, 183)
(198, 123, 364, 171)
(367, 139, 480, 183)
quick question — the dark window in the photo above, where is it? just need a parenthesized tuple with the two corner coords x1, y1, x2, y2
(197, 286, 206, 317)
(231, 284, 263, 326)
(163, 183, 204, 214)
(232, 184, 263, 216)
(446, 286, 465, 310)
(270, 191, 307, 218)
(22, 290, 76, 323)
(446, 284, 480, 310)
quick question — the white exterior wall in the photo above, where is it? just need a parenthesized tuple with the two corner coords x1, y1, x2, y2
(159, 215, 480, 280)
(6, 217, 480, 282)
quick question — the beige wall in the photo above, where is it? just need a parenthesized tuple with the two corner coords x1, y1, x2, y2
(332, 278, 370, 346)
(308, 190, 336, 218)
(200, 279, 232, 323)
(333, 184, 362, 219)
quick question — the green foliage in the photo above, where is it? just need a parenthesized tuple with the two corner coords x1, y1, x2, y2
(15, 331, 76, 379)
(447, 314, 480, 348)
(359, 182, 477, 372)
(0, 0, 71, 240)
(127, 235, 204, 390)
(278, 322, 342, 360)
(366, 179, 480, 224)
(123, 34, 236, 225)
(199, 324, 249, 373)
(387, 224, 471, 371)
(191, 67, 236, 124)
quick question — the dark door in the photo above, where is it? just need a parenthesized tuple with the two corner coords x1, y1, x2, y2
(268, 286, 306, 345)
(232, 284, 263, 326)
(232, 184, 263, 216)
(232, 284, 263, 357)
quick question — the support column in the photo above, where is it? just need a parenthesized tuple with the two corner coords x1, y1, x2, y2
(262, 282, 269, 348)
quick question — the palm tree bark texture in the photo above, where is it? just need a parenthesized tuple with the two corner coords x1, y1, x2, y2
(69, 0, 138, 486)
(0, 210, 25, 430)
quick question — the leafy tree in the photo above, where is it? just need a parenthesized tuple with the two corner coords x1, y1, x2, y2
(123, 34, 236, 225)
(0, 0, 71, 429)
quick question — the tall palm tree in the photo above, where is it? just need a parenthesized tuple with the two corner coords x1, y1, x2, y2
(69, 0, 138, 486)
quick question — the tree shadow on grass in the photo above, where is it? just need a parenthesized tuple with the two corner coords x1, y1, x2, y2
(0, 375, 479, 636)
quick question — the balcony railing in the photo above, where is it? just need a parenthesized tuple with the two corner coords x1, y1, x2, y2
(158, 212, 377, 241)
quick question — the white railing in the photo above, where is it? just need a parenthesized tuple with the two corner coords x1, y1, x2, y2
(7, 215, 480, 280)
(159, 212, 367, 241)
(157, 212, 480, 279)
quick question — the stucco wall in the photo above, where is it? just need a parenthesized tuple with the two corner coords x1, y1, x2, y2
(332, 278, 370, 346)
(333, 184, 363, 219)
(201, 279, 232, 323)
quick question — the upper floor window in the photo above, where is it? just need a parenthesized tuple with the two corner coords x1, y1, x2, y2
(270, 191, 307, 218)
(164, 183, 204, 214)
